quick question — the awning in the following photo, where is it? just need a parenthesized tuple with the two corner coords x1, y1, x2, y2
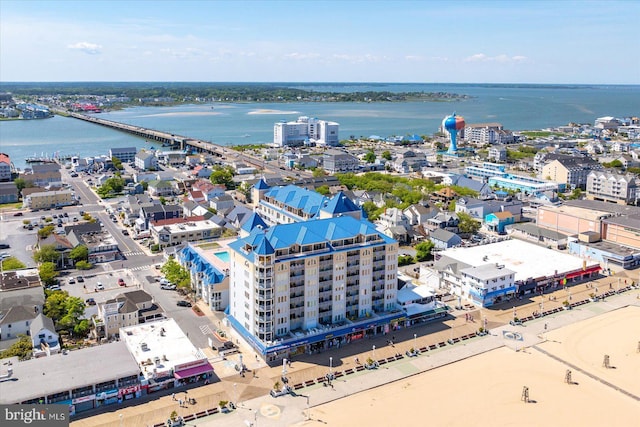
(566, 265, 601, 279)
(174, 362, 214, 379)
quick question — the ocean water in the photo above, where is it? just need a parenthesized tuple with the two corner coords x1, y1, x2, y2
(1, 84, 638, 170)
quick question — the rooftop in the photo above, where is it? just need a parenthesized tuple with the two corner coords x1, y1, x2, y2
(438, 240, 597, 282)
(120, 319, 207, 381)
(0, 341, 140, 404)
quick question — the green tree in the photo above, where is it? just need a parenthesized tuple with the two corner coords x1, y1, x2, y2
(1, 257, 26, 270)
(43, 289, 68, 320)
(69, 245, 88, 262)
(415, 241, 434, 262)
(14, 177, 29, 194)
(75, 260, 93, 270)
(39, 262, 59, 285)
(161, 257, 191, 288)
(312, 168, 326, 178)
(209, 166, 235, 189)
(111, 156, 123, 170)
(568, 188, 583, 200)
(398, 254, 415, 266)
(457, 212, 481, 234)
(316, 185, 330, 196)
(73, 319, 91, 337)
(140, 181, 149, 191)
(34, 244, 60, 263)
(364, 150, 376, 163)
(37, 225, 55, 239)
(381, 151, 392, 161)
(0, 334, 32, 360)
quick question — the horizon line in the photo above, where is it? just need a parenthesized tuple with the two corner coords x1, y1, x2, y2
(1, 81, 639, 86)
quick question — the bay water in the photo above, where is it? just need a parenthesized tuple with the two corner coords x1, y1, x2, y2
(1, 83, 638, 170)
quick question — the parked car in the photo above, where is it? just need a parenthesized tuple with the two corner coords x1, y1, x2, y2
(176, 300, 192, 307)
(77, 276, 84, 283)
(95, 282, 104, 291)
(118, 278, 126, 286)
(13, 212, 23, 217)
(48, 285, 62, 291)
(161, 284, 177, 290)
(68, 278, 76, 284)
(0, 244, 10, 249)
(159, 278, 170, 285)
(86, 298, 96, 306)
(122, 229, 129, 236)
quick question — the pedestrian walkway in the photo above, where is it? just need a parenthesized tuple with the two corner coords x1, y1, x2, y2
(129, 265, 151, 272)
(71, 284, 640, 427)
(122, 251, 146, 257)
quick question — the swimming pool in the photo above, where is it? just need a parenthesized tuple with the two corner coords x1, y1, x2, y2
(214, 251, 230, 263)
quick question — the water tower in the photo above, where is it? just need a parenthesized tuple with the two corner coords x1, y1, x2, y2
(442, 113, 465, 155)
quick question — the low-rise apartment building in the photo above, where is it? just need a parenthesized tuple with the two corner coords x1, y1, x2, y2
(23, 189, 74, 210)
(586, 171, 638, 205)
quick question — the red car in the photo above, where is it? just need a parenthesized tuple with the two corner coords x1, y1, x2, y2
(118, 278, 126, 286)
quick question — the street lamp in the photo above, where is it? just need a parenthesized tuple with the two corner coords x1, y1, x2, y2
(329, 357, 333, 376)
(413, 333, 417, 350)
(233, 383, 237, 407)
(306, 396, 310, 421)
(119, 414, 123, 427)
(372, 345, 376, 361)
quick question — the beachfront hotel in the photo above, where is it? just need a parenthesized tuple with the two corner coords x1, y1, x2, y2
(273, 116, 339, 147)
(227, 215, 402, 361)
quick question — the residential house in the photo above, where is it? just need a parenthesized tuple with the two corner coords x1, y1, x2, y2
(450, 175, 493, 199)
(30, 314, 60, 357)
(209, 194, 235, 214)
(182, 200, 211, 217)
(430, 187, 457, 209)
(21, 163, 62, 187)
(147, 180, 174, 197)
(484, 211, 515, 234)
(0, 182, 19, 204)
(392, 150, 430, 173)
(137, 203, 182, 231)
(192, 179, 226, 201)
(93, 290, 163, 339)
(134, 151, 158, 171)
(488, 146, 507, 162)
(191, 165, 213, 179)
(456, 197, 522, 222)
(403, 204, 436, 226)
(322, 150, 359, 173)
(65, 223, 120, 263)
(426, 212, 460, 233)
(0, 153, 12, 181)
(429, 228, 462, 250)
(151, 218, 223, 249)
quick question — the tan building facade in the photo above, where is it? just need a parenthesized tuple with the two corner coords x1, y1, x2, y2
(24, 189, 74, 210)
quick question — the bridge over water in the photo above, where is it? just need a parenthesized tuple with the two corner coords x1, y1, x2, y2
(68, 112, 228, 156)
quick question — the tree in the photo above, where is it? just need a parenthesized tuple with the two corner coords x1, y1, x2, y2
(381, 151, 392, 161)
(161, 257, 191, 288)
(414, 241, 434, 262)
(209, 165, 235, 189)
(14, 177, 30, 194)
(312, 168, 326, 178)
(140, 181, 149, 191)
(75, 260, 93, 270)
(364, 151, 376, 163)
(457, 212, 481, 234)
(43, 289, 68, 320)
(111, 156, 123, 170)
(34, 244, 60, 263)
(1, 257, 26, 271)
(398, 254, 415, 266)
(69, 245, 88, 262)
(73, 319, 91, 337)
(0, 334, 32, 360)
(39, 262, 59, 285)
(316, 185, 330, 196)
(37, 225, 55, 239)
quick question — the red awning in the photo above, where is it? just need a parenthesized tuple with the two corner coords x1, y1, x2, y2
(565, 265, 601, 280)
(174, 362, 214, 379)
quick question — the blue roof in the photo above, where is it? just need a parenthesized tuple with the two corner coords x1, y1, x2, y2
(265, 185, 327, 217)
(254, 177, 270, 190)
(321, 191, 360, 215)
(241, 212, 268, 233)
(229, 216, 395, 262)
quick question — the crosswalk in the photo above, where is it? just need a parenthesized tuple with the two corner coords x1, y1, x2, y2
(129, 265, 151, 272)
(122, 251, 146, 257)
(199, 324, 213, 335)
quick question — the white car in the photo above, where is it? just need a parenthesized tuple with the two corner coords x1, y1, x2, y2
(95, 282, 105, 291)
(161, 283, 177, 290)
(159, 278, 170, 285)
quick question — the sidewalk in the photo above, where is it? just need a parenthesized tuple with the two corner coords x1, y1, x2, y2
(71, 283, 640, 427)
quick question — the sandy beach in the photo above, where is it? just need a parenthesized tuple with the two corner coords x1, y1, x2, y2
(247, 109, 300, 115)
(299, 306, 640, 427)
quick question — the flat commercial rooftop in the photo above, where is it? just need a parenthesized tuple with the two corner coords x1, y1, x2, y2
(0, 341, 139, 404)
(120, 318, 206, 380)
(439, 239, 596, 282)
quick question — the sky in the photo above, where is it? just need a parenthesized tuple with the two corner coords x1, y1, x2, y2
(1, 0, 638, 84)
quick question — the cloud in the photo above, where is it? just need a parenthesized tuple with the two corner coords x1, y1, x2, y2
(284, 52, 321, 60)
(67, 42, 102, 55)
(464, 53, 528, 63)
